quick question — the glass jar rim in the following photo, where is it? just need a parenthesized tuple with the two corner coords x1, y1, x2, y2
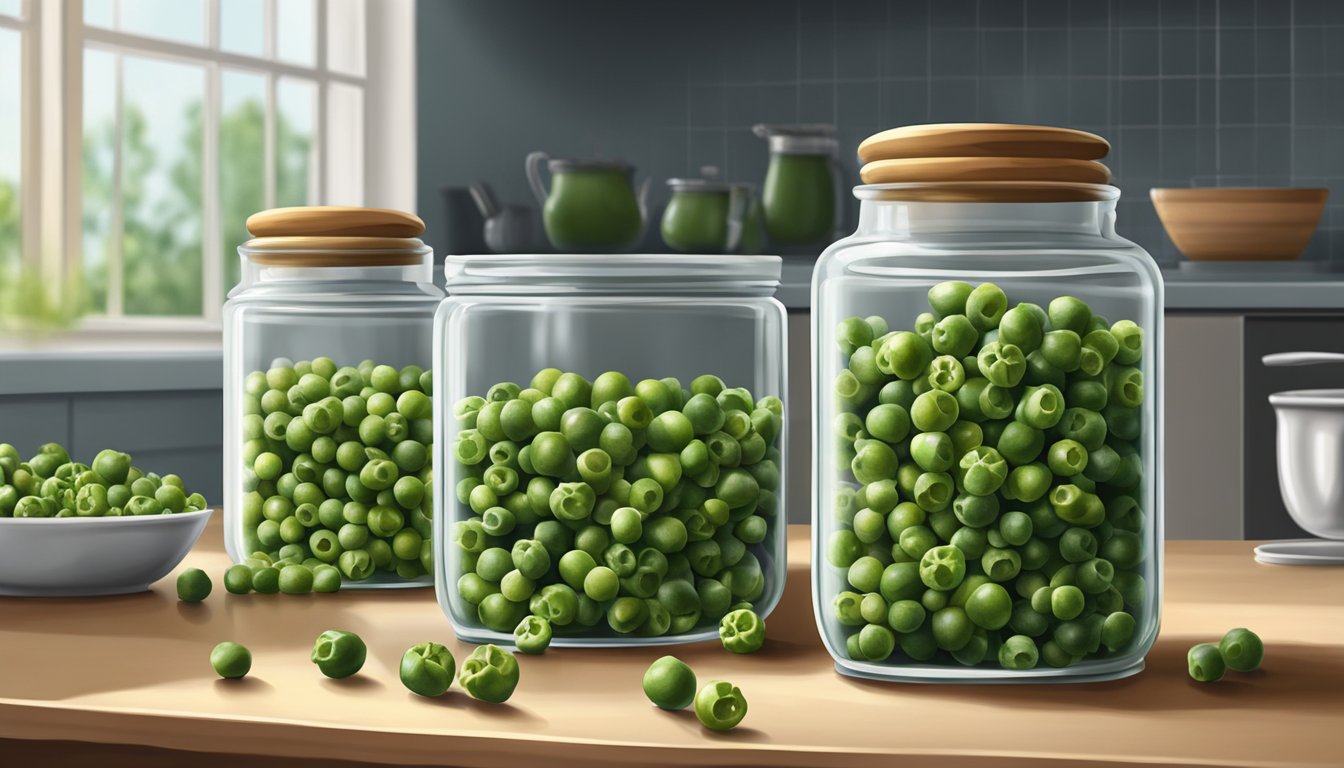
(445, 254, 782, 295)
(853, 181, 1120, 203)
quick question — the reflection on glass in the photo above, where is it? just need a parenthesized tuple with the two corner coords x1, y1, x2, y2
(0, 29, 19, 275)
(121, 55, 204, 316)
(117, 0, 205, 45)
(326, 0, 366, 76)
(276, 0, 315, 65)
(326, 82, 364, 206)
(82, 48, 116, 315)
(276, 78, 315, 208)
(220, 0, 265, 57)
(221, 70, 266, 296)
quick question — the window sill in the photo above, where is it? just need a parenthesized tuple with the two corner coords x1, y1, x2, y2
(0, 325, 223, 396)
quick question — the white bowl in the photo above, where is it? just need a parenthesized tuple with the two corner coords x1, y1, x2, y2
(0, 508, 212, 597)
(1270, 390, 1344, 540)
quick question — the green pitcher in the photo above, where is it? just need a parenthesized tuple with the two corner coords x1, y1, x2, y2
(527, 152, 649, 252)
(753, 124, 843, 248)
(660, 174, 750, 253)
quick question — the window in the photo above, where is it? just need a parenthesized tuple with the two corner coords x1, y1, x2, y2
(0, 1, 31, 323)
(1, 0, 410, 335)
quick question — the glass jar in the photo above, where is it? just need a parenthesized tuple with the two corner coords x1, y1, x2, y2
(434, 254, 788, 646)
(812, 182, 1163, 682)
(223, 223, 444, 589)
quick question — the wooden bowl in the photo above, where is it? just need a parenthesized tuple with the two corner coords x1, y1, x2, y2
(1151, 188, 1328, 261)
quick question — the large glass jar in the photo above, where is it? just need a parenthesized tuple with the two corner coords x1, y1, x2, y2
(223, 210, 444, 589)
(434, 254, 788, 646)
(813, 182, 1163, 682)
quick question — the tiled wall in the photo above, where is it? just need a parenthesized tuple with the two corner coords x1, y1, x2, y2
(417, 0, 1344, 261)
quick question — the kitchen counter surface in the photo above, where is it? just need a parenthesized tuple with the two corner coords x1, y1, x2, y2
(776, 255, 1344, 312)
(1157, 267, 1344, 311)
(1, 519, 1341, 768)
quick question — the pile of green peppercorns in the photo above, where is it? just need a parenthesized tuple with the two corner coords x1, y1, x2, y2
(0, 443, 207, 517)
(828, 281, 1149, 671)
(450, 368, 783, 641)
(239, 357, 433, 584)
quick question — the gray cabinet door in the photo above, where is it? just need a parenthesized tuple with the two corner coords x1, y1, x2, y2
(1166, 315, 1244, 539)
(785, 310, 811, 525)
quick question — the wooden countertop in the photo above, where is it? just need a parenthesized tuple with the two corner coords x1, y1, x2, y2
(1, 517, 1340, 768)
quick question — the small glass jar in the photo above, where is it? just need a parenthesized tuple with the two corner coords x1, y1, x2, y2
(434, 254, 788, 646)
(223, 222, 444, 588)
(813, 182, 1163, 682)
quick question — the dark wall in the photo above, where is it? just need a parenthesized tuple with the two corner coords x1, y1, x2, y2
(417, 0, 1344, 262)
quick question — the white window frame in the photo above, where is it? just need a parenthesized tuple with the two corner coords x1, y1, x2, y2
(0, 1, 43, 313)
(9, 0, 415, 343)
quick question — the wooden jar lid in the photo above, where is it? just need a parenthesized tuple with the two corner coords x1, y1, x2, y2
(858, 124, 1110, 164)
(241, 236, 429, 267)
(241, 207, 429, 267)
(860, 157, 1111, 185)
(246, 206, 425, 238)
(855, 124, 1115, 202)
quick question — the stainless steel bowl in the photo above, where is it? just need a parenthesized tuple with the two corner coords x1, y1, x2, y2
(1270, 389, 1344, 540)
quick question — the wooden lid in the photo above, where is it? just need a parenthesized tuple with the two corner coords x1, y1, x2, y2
(858, 124, 1110, 163)
(240, 236, 429, 267)
(246, 206, 425, 238)
(854, 124, 1116, 202)
(860, 157, 1111, 185)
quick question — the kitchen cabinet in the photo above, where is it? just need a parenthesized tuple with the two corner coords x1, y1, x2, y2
(784, 310, 811, 525)
(1, 516, 1338, 767)
(1165, 314, 1244, 539)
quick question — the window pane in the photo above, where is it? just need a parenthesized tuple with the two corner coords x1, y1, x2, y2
(82, 48, 117, 315)
(0, 0, 21, 20)
(117, 0, 205, 45)
(221, 70, 266, 296)
(220, 0, 264, 57)
(84, 0, 114, 27)
(276, 0, 315, 65)
(121, 56, 204, 316)
(327, 0, 365, 76)
(325, 82, 363, 205)
(276, 78, 315, 207)
(0, 29, 19, 279)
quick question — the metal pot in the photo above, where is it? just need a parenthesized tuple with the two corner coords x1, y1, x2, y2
(1260, 352, 1344, 564)
(1270, 387, 1344, 540)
